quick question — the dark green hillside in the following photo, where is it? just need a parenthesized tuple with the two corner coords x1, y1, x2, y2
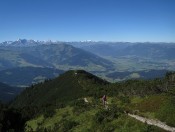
(8, 70, 175, 131)
(0, 67, 64, 87)
(11, 70, 108, 108)
(0, 103, 26, 132)
(11, 69, 172, 108)
(0, 82, 22, 103)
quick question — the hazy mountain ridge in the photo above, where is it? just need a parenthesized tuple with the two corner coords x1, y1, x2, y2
(72, 42, 175, 71)
(0, 48, 53, 71)
(119, 43, 175, 59)
(1, 39, 175, 60)
(0, 43, 115, 71)
(1, 39, 175, 87)
(0, 39, 62, 47)
(74, 42, 175, 59)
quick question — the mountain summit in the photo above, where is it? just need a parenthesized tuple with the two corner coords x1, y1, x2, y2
(0, 39, 59, 47)
(11, 70, 109, 107)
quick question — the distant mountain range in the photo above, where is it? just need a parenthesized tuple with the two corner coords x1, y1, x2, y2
(1, 39, 175, 58)
(0, 39, 61, 47)
(69, 41, 175, 71)
(1, 39, 175, 60)
(0, 42, 115, 71)
(72, 42, 175, 59)
(0, 40, 115, 87)
(0, 39, 175, 87)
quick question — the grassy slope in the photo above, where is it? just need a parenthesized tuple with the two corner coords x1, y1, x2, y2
(128, 94, 175, 127)
(25, 98, 166, 132)
(10, 70, 175, 131)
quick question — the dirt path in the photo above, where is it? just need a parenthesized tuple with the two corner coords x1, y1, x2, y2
(128, 113, 175, 132)
(82, 97, 175, 131)
(84, 98, 88, 103)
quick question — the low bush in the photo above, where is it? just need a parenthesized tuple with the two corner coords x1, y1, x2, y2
(53, 119, 78, 131)
(156, 97, 175, 127)
(94, 105, 122, 124)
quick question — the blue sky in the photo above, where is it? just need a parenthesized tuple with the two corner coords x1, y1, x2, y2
(0, 0, 175, 42)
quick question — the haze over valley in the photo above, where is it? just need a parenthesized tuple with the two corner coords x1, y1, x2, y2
(0, 39, 175, 87)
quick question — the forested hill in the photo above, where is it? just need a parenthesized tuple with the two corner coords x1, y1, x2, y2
(11, 70, 175, 108)
(5, 70, 175, 131)
(11, 70, 109, 108)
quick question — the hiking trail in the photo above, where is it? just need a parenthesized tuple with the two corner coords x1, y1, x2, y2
(127, 113, 175, 132)
(83, 97, 175, 132)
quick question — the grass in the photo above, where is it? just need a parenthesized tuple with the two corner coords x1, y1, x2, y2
(128, 94, 175, 127)
(26, 106, 73, 131)
(112, 115, 166, 132)
(72, 109, 97, 131)
(26, 116, 44, 131)
(130, 94, 168, 113)
(25, 105, 98, 131)
(25, 96, 168, 132)
(131, 96, 143, 104)
(155, 97, 175, 127)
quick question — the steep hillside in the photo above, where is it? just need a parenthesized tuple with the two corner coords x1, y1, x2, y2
(11, 70, 108, 107)
(28, 44, 114, 70)
(0, 43, 115, 71)
(68, 42, 131, 56)
(8, 70, 175, 131)
(0, 82, 22, 102)
(11, 70, 172, 108)
(0, 49, 52, 71)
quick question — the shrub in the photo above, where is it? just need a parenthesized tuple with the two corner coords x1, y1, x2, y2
(54, 119, 78, 131)
(43, 108, 55, 118)
(94, 105, 122, 124)
(72, 99, 90, 114)
(120, 96, 131, 104)
(156, 97, 175, 127)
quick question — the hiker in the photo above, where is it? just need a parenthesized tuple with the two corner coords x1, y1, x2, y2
(102, 95, 107, 108)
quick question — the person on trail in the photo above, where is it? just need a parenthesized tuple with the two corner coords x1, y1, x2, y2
(102, 95, 107, 108)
